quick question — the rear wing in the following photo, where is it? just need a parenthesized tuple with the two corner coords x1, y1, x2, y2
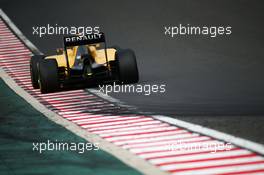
(64, 33, 105, 47)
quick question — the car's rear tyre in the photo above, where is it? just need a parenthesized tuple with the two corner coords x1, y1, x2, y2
(116, 49, 139, 84)
(30, 55, 44, 89)
(38, 59, 60, 93)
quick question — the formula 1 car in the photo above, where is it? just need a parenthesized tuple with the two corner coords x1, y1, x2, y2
(30, 33, 139, 93)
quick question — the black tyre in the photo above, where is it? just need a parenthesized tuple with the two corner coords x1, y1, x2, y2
(38, 59, 60, 93)
(116, 49, 139, 83)
(30, 55, 44, 89)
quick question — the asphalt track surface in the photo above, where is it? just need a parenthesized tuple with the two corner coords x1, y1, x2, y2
(1, 0, 264, 144)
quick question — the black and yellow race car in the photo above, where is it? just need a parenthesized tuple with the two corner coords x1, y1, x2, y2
(30, 33, 139, 93)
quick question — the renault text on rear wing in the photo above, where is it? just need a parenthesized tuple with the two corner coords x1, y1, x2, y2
(64, 33, 105, 47)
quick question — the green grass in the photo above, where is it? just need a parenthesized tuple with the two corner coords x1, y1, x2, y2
(0, 78, 141, 175)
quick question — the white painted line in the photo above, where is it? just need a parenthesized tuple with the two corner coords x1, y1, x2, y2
(0, 49, 30, 54)
(1, 64, 29, 68)
(0, 42, 22, 46)
(0, 59, 29, 64)
(171, 163, 264, 175)
(0, 55, 29, 59)
(1, 62, 29, 67)
(161, 156, 263, 171)
(150, 149, 251, 165)
(0, 41, 23, 46)
(4, 67, 29, 72)
(153, 115, 264, 155)
(81, 118, 154, 129)
(52, 104, 115, 112)
(74, 115, 135, 123)
(38, 95, 94, 101)
(0, 52, 30, 56)
(106, 129, 186, 142)
(87, 120, 163, 132)
(93, 123, 170, 135)
(114, 133, 196, 146)
(0, 36, 19, 41)
(46, 99, 105, 107)
(99, 125, 176, 137)
(71, 115, 121, 122)
(0, 46, 26, 51)
(36, 90, 85, 97)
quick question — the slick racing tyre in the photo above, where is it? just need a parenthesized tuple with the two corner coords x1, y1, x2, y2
(30, 55, 44, 89)
(116, 49, 139, 84)
(38, 59, 60, 93)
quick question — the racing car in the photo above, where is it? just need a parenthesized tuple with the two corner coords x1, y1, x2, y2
(30, 33, 139, 93)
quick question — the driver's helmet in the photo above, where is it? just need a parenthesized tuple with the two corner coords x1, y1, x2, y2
(72, 45, 88, 70)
